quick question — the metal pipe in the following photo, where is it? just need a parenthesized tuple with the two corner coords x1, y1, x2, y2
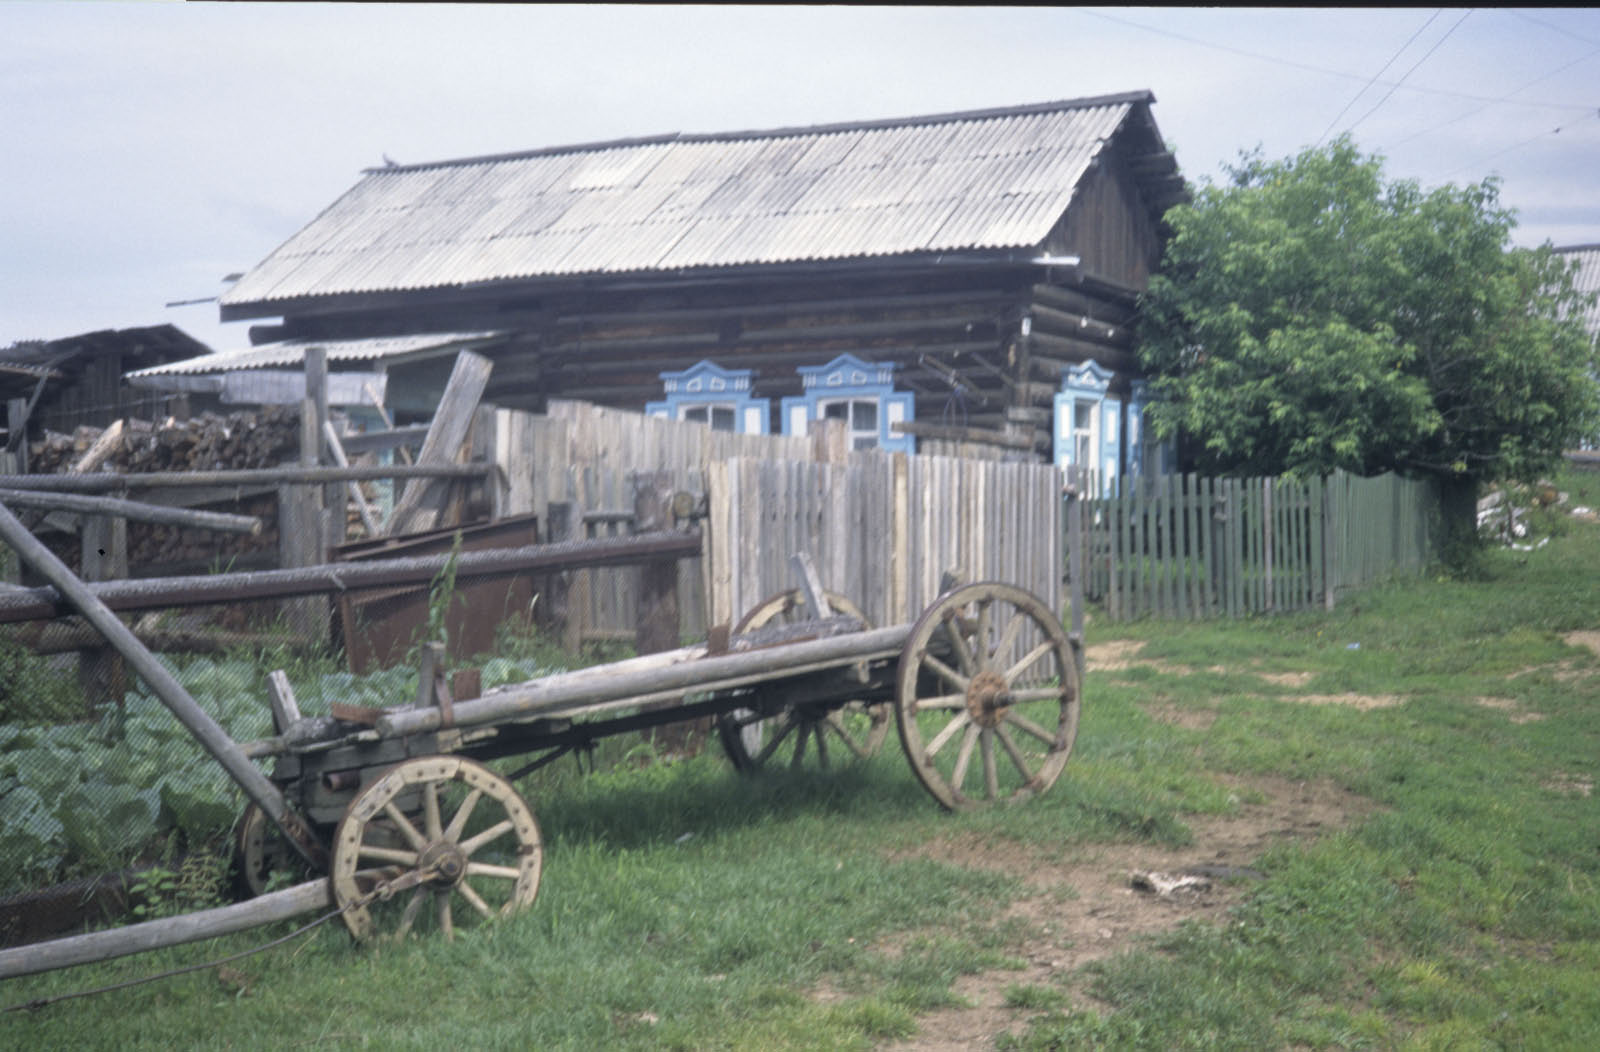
(0, 488, 262, 534)
(0, 463, 489, 493)
(0, 879, 330, 981)
(377, 623, 913, 738)
(0, 530, 702, 624)
(0, 500, 322, 869)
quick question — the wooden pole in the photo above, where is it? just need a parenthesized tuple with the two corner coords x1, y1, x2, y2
(0, 488, 262, 534)
(0, 878, 331, 981)
(0, 463, 490, 493)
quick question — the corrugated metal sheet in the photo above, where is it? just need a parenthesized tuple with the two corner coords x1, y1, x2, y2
(222, 94, 1157, 310)
(1557, 244, 1600, 336)
(125, 332, 503, 379)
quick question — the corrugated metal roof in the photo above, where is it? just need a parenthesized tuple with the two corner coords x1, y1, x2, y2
(222, 93, 1164, 311)
(125, 332, 503, 379)
(1556, 244, 1600, 336)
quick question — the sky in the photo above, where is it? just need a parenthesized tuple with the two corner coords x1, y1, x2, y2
(4, 4, 1598, 355)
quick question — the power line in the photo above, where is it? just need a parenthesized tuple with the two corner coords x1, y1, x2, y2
(1442, 109, 1600, 179)
(1383, 44, 1600, 152)
(1509, 10, 1600, 49)
(1344, 10, 1474, 135)
(1316, 10, 1443, 147)
(1074, 8, 1594, 112)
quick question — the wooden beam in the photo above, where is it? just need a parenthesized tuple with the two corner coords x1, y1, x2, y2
(0, 879, 331, 981)
(0, 489, 263, 534)
(1027, 303, 1130, 348)
(323, 420, 381, 537)
(891, 420, 1036, 451)
(386, 351, 493, 537)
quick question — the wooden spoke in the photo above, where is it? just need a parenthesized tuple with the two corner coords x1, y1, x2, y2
(824, 714, 871, 759)
(950, 723, 980, 792)
(716, 589, 889, 774)
(422, 780, 442, 841)
(974, 603, 992, 671)
(395, 887, 426, 941)
(751, 714, 798, 767)
(458, 819, 516, 858)
(230, 802, 309, 899)
(924, 711, 971, 758)
(382, 801, 428, 852)
(331, 756, 542, 942)
(995, 724, 1036, 784)
(357, 844, 420, 867)
(456, 881, 494, 920)
(896, 582, 1082, 810)
(1005, 641, 1057, 685)
(943, 615, 977, 675)
(438, 893, 454, 940)
(921, 652, 969, 693)
(992, 612, 1027, 670)
(1003, 710, 1060, 748)
(443, 788, 483, 843)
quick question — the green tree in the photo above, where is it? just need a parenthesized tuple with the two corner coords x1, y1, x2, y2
(1137, 137, 1599, 485)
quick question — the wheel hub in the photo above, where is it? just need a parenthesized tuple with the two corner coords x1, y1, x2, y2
(418, 841, 467, 888)
(965, 670, 1011, 728)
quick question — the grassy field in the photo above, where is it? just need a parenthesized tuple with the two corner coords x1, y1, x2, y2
(4, 468, 1600, 1050)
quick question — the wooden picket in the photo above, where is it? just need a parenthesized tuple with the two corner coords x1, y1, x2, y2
(1082, 469, 1444, 621)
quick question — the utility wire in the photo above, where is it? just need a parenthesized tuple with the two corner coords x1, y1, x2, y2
(1383, 44, 1600, 152)
(1316, 10, 1443, 146)
(1442, 109, 1600, 179)
(1343, 10, 1474, 135)
(1075, 8, 1594, 112)
(1509, 10, 1600, 49)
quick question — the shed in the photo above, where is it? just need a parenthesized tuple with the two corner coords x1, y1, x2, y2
(205, 92, 1188, 481)
(1, 325, 210, 464)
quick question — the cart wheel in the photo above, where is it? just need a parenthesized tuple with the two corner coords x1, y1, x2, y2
(330, 756, 542, 941)
(717, 589, 890, 772)
(895, 582, 1080, 810)
(231, 802, 309, 898)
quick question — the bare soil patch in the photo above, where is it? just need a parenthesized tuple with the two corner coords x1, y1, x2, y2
(1258, 670, 1315, 688)
(1137, 701, 1219, 731)
(1561, 630, 1600, 660)
(877, 774, 1376, 1051)
(1278, 693, 1404, 711)
(1473, 696, 1546, 724)
(1543, 772, 1594, 798)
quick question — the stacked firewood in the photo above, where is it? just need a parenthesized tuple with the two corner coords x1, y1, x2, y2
(28, 406, 302, 475)
(22, 407, 306, 573)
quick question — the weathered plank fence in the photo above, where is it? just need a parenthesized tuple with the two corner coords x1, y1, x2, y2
(706, 453, 1063, 629)
(1080, 470, 1445, 620)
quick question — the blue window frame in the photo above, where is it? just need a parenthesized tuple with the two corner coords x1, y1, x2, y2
(1053, 360, 1121, 497)
(779, 354, 914, 452)
(646, 360, 770, 434)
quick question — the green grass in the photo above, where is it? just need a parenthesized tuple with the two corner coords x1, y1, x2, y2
(7, 467, 1600, 1048)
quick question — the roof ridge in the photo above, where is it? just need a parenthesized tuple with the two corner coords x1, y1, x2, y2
(365, 91, 1155, 174)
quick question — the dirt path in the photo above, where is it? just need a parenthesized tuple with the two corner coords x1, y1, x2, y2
(872, 640, 1379, 1050)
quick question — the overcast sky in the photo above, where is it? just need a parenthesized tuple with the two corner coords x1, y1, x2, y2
(5, 4, 1597, 354)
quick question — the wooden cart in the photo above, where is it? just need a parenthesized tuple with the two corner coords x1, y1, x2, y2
(0, 502, 1081, 972)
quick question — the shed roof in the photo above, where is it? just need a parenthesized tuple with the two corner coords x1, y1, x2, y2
(0, 325, 210, 401)
(125, 332, 504, 380)
(1555, 244, 1600, 335)
(221, 92, 1181, 317)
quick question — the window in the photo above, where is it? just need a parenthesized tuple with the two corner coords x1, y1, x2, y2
(780, 354, 914, 453)
(645, 361, 770, 434)
(1053, 360, 1121, 497)
(820, 397, 880, 449)
(681, 403, 737, 432)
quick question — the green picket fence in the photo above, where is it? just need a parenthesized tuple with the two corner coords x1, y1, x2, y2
(1078, 470, 1444, 620)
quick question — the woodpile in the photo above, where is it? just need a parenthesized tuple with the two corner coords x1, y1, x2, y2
(28, 406, 302, 475)
(23, 408, 305, 575)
